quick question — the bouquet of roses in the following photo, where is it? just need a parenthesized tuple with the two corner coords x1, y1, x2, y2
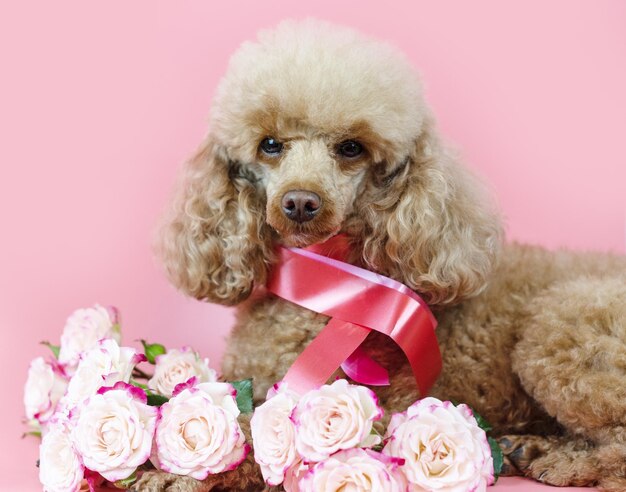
(24, 304, 252, 491)
(251, 380, 501, 491)
(24, 304, 503, 492)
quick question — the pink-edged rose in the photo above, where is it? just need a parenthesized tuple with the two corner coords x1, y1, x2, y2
(39, 419, 84, 492)
(148, 347, 218, 398)
(251, 384, 299, 485)
(283, 460, 312, 492)
(70, 382, 157, 482)
(383, 397, 494, 492)
(292, 379, 382, 462)
(58, 305, 121, 373)
(24, 357, 68, 425)
(155, 380, 249, 479)
(63, 338, 144, 409)
(298, 448, 407, 492)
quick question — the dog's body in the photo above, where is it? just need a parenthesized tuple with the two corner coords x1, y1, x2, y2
(220, 243, 626, 490)
(138, 21, 626, 491)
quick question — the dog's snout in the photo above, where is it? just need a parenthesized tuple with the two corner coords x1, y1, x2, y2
(281, 190, 322, 223)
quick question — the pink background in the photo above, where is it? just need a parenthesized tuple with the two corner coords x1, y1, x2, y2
(1, 1, 624, 489)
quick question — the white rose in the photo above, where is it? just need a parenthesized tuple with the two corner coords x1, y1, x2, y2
(383, 397, 494, 492)
(251, 386, 299, 486)
(292, 379, 382, 462)
(148, 347, 217, 397)
(58, 305, 121, 373)
(63, 338, 143, 409)
(155, 381, 249, 479)
(298, 448, 407, 492)
(39, 420, 84, 492)
(70, 382, 157, 482)
(24, 357, 68, 425)
(283, 460, 311, 492)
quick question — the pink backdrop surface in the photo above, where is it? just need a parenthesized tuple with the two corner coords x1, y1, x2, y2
(1, 1, 624, 490)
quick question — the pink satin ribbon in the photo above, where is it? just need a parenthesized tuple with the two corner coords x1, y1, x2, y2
(266, 240, 441, 396)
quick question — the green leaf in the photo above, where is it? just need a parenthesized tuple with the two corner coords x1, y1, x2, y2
(140, 339, 166, 364)
(472, 410, 493, 433)
(488, 437, 504, 481)
(112, 322, 122, 338)
(147, 393, 169, 406)
(113, 471, 137, 489)
(231, 379, 254, 414)
(22, 430, 42, 439)
(40, 341, 60, 359)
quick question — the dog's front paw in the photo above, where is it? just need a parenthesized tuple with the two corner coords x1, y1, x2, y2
(497, 434, 599, 488)
(132, 471, 210, 492)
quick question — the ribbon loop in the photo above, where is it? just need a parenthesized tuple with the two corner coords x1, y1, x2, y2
(267, 245, 441, 396)
(341, 346, 390, 387)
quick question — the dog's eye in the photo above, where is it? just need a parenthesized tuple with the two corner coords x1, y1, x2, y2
(337, 140, 363, 158)
(260, 137, 283, 155)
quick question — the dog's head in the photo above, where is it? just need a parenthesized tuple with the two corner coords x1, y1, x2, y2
(159, 20, 502, 307)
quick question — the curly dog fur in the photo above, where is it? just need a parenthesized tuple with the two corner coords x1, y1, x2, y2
(140, 20, 626, 491)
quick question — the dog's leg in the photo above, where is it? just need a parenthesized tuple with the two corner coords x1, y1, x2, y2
(497, 434, 599, 485)
(510, 276, 626, 491)
(222, 297, 328, 402)
(498, 434, 626, 491)
(132, 414, 266, 492)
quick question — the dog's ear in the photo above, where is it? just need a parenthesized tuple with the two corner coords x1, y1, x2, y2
(360, 116, 503, 307)
(156, 136, 272, 305)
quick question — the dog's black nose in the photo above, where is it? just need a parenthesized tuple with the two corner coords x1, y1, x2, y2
(281, 190, 322, 223)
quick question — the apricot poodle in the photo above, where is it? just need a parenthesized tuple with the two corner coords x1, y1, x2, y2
(138, 20, 626, 491)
